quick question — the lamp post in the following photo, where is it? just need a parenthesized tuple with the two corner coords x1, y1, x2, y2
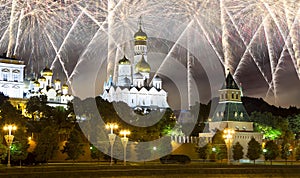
(223, 128, 235, 165)
(120, 130, 130, 166)
(106, 123, 118, 166)
(3, 124, 17, 167)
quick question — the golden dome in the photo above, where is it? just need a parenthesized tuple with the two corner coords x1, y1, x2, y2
(134, 29, 147, 41)
(134, 17, 147, 41)
(38, 76, 46, 81)
(41, 67, 53, 76)
(34, 81, 40, 87)
(62, 84, 68, 89)
(118, 56, 131, 65)
(54, 79, 61, 83)
(135, 55, 150, 73)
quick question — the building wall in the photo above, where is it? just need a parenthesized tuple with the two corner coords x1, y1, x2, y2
(0, 61, 25, 98)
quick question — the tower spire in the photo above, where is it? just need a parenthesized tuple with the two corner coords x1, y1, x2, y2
(138, 16, 142, 30)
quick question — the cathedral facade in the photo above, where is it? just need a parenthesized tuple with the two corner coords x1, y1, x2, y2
(24, 67, 73, 108)
(0, 55, 25, 98)
(102, 18, 169, 111)
(0, 54, 73, 109)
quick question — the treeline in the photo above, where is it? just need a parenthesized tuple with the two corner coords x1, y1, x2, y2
(0, 94, 176, 165)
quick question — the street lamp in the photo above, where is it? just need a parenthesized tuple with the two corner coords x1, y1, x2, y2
(106, 123, 118, 166)
(3, 124, 17, 167)
(223, 128, 235, 165)
(120, 129, 130, 166)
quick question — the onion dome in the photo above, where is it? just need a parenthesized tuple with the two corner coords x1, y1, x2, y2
(134, 28, 147, 41)
(54, 79, 61, 83)
(41, 67, 53, 76)
(153, 75, 162, 81)
(38, 76, 46, 81)
(134, 16, 147, 41)
(118, 55, 131, 65)
(133, 72, 143, 79)
(33, 81, 40, 87)
(135, 55, 150, 73)
(62, 83, 68, 89)
(30, 78, 36, 84)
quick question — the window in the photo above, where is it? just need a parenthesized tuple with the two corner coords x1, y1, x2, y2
(236, 94, 239, 99)
(2, 73, 8, 81)
(13, 73, 18, 82)
(232, 93, 234, 99)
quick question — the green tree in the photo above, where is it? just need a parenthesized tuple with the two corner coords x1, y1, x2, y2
(280, 130, 294, 165)
(295, 144, 300, 161)
(288, 114, 300, 139)
(264, 140, 279, 165)
(0, 137, 7, 161)
(61, 129, 85, 162)
(246, 137, 262, 165)
(212, 130, 227, 162)
(197, 143, 211, 161)
(34, 126, 58, 164)
(281, 142, 291, 165)
(156, 136, 172, 156)
(90, 145, 104, 162)
(232, 142, 244, 162)
(10, 127, 29, 166)
(135, 142, 152, 163)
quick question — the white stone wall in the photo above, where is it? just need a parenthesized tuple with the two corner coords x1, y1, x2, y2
(102, 86, 169, 109)
(0, 61, 25, 98)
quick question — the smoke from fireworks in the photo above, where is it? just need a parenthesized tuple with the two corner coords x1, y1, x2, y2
(0, 0, 299, 106)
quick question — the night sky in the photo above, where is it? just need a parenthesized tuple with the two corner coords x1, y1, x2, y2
(0, 1, 299, 109)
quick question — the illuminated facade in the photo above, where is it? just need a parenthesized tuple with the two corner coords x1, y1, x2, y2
(199, 72, 263, 159)
(25, 67, 73, 108)
(102, 18, 169, 111)
(0, 54, 73, 109)
(0, 55, 25, 98)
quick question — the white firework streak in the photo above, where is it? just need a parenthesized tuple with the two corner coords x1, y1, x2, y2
(50, 7, 86, 79)
(266, 6, 300, 97)
(284, 1, 300, 78)
(194, 17, 224, 66)
(151, 19, 195, 83)
(68, 1, 124, 82)
(220, 0, 232, 74)
(263, 2, 300, 80)
(107, 0, 125, 81)
(233, 9, 274, 92)
(263, 16, 277, 101)
(13, 8, 23, 56)
(7, 0, 17, 57)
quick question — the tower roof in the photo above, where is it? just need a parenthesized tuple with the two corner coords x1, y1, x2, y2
(221, 72, 239, 90)
(211, 102, 250, 122)
(41, 67, 53, 76)
(118, 55, 131, 65)
(134, 16, 147, 41)
(153, 75, 162, 81)
(135, 55, 150, 73)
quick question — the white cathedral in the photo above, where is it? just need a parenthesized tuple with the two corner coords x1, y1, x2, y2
(0, 54, 73, 109)
(24, 67, 73, 108)
(101, 18, 169, 111)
